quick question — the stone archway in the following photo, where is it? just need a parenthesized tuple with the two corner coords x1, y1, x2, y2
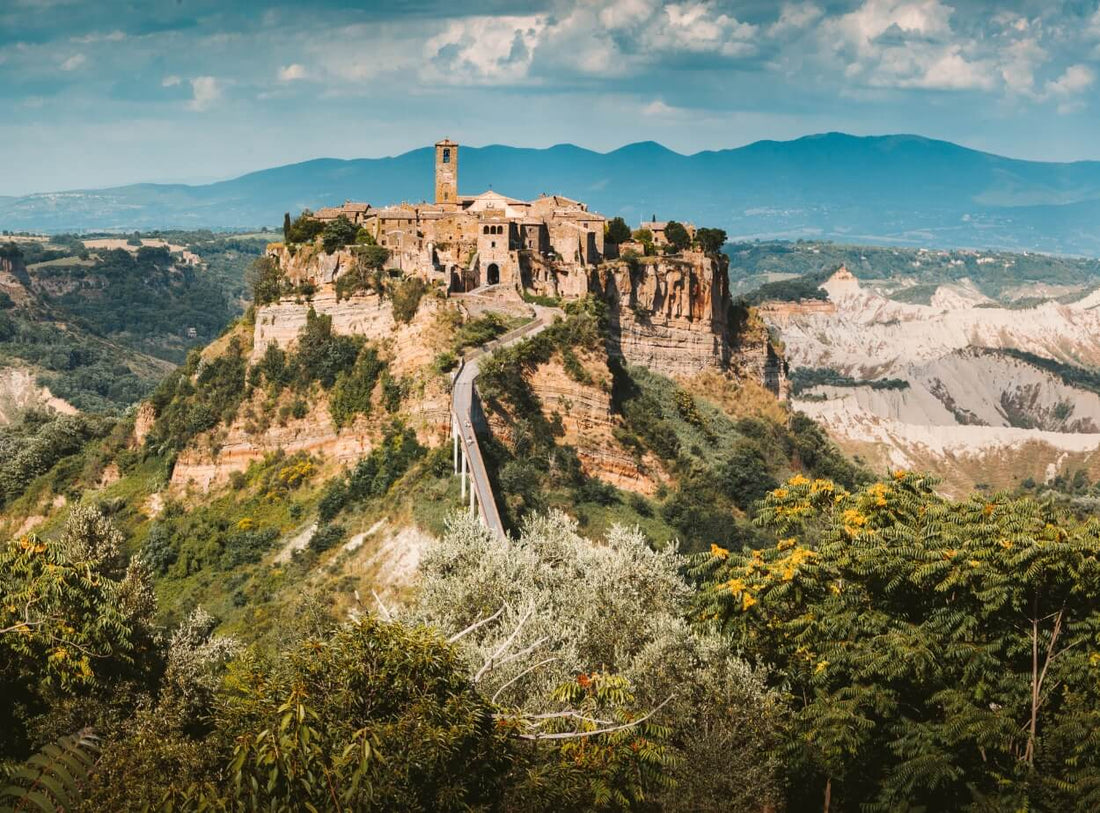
(487, 263, 500, 285)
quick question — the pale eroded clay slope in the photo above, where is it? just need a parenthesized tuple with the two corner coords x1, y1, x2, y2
(762, 269, 1100, 494)
(766, 269, 1100, 378)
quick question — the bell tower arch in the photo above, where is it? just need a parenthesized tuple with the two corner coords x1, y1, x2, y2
(435, 139, 458, 205)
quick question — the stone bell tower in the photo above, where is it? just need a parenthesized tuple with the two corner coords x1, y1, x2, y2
(435, 139, 458, 205)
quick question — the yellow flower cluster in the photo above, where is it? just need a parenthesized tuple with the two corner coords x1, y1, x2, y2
(710, 543, 729, 560)
(866, 482, 890, 508)
(276, 459, 315, 489)
(236, 517, 255, 531)
(842, 508, 868, 536)
(788, 474, 810, 487)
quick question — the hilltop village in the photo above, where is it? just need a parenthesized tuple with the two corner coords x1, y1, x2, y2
(303, 138, 696, 296)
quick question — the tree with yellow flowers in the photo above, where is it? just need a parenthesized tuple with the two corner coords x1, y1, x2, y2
(694, 472, 1100, 812)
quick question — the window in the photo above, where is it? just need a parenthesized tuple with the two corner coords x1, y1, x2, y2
(442, 148, 451, 164)
(491, 241, 496, 248)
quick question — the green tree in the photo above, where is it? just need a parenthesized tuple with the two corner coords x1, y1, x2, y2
(321, 215, 359, 254)
(695, 472, 1100, 811)
(605, 216, 632, 245)
(285, 211, 324, 244)
(0, 506, 158, 761)
(245, 255, 287, 305)
(282, 212, 291, 242)
(664, 221, 691, 252)
(184, 616, 512, 811)
(631, 228, 654, 255)
(415, 512, 784, 811)
(695, 227, 727, 255)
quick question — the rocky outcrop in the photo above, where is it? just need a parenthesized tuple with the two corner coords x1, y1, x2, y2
(484, 347, 661, 496)
(591, 252, 788, 397)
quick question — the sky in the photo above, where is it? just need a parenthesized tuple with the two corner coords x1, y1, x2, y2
(2, 0, 1100, 196)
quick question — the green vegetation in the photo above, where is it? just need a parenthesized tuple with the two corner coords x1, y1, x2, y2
(316, 422, 425, 523)
(696, 472, 1100, 811)
(739, 268, 831, 304)
(790, 366, 910, 396)
(283, 211, 324, 244)
(695, 226, 727, 255)
(728, 239, 1100, 302)
(321, 214, 359, 254)
(389, 276, 428, 324)
(0, 411, 115, 507)
(1000, 348, 1100, 397)
(0, 232, 263, 414)
(664, 221, 691, 252)
(246, 255, 289, 306)
(605, 216, 632, 245)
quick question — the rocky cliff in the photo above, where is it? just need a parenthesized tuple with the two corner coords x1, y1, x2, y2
(485, 346, 662, 496)
(591, 252, 787, 396)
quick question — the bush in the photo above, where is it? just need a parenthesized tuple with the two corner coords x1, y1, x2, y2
(390, 277, 428, 324)
(308, 522, 345, 553)
(329, 346, 386, 427)
(293, 309, 362, 389)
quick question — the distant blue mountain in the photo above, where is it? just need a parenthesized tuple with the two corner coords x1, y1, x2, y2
(4, 133, 1100, 255)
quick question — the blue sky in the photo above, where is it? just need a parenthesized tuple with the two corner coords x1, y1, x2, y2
(2, 0, 1100, 196)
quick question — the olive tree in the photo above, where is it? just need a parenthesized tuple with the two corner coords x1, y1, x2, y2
(412, 511, 785, 812)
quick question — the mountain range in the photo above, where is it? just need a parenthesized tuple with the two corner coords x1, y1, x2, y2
(4, 133, 1100, 255)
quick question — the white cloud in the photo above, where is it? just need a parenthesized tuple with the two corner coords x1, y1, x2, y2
(187, 76, 222, 111)
(646, 3, 758, 57)
(770, 2, 824, 36)
(998, 36, 1047, 97)
(819, 0, 995, 91)
(70, 30, 126, 44)
(1046, 64, 1095, 112)
(278, 63, 307, 81)
(161, 75, 181, 87)
(423, 15, 545, 84)
(642, 99, 677, 116)
(59, 53, 85, 71)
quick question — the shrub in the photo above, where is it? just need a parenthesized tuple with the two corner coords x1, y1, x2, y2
(292, 309, 362, 389)
(390, 276, 428, 324)
(308, 522, 345, 553)
(329, 346, 386, 427)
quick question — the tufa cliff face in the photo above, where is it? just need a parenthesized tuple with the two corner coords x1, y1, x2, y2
(591, 252, 787, 396)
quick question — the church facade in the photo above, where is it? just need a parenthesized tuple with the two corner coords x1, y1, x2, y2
(313, 139, 608, 293)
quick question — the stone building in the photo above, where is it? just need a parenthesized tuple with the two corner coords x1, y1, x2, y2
(312, 139, 607, 293)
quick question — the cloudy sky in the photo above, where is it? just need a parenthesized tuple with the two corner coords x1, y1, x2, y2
(3, 0, 1100, 195)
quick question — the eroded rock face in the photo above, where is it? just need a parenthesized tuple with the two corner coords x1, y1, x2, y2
(591, 252, 787, 396)
(485, 347, 661, 496)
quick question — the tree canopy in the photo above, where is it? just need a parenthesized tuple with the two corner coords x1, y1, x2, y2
(695, 472, 1100, 812)
(605, 216, 632, 245)
(664, 221, 691, 252)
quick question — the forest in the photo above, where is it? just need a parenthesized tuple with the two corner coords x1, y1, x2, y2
(0, 232, 265, 413)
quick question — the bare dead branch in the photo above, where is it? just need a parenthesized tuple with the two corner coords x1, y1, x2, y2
(475, 606, 533, 682)
(514, 695, 674, 741)
(447, 604, 506, 644)
(371, 590, 393, 622)
(491, 657, 558, 704)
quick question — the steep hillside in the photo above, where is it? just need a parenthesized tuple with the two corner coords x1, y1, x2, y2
(6, 134, 1100, 254)
(0, 233, 861, 644)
